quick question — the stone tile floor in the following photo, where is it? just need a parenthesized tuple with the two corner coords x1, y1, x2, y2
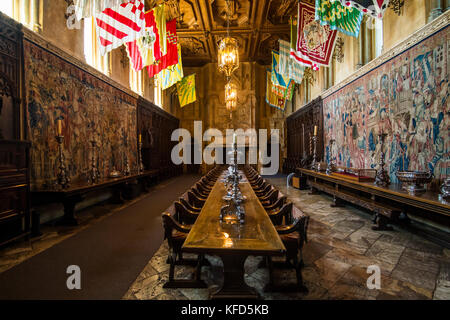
(0, 181, 173, 274)
(123, 176, 450, 300)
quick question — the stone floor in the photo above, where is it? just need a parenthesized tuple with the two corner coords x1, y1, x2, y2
(0, 180, 173, 274)
(123, 176, 450, 300)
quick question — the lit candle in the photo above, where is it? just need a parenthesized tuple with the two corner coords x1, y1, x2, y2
(314, 125, 318, 136)
(233, 133, 236, 144)
(57, 119, 62, 136)
(139, 134, 142, 143)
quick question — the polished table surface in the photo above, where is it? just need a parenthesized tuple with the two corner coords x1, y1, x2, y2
(183, 171, 286, 256)
(183, 170, 285, 299)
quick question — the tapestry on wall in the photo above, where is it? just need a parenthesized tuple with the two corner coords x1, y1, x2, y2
(315, 0, 364, 37)
(297, 1, 338, 67)
(323, 25, 449, 183)
(24, 41, 138, 190)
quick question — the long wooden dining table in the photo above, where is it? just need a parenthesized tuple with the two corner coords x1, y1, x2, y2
(183, 170, 286, 299)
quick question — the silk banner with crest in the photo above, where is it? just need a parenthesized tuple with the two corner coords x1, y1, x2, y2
(297, 1, 338, 67)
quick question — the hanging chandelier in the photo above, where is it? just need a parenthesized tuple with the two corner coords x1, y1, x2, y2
(217, 0, 239, 77)
(218, 37, 239, 77)
(225, 81, 237, 112)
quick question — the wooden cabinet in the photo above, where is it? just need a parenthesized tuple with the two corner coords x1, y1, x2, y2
(0, 13, 30, 246)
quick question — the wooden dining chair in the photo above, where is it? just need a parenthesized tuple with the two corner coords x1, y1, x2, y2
(179, 197, 201, 213)
(188, 191, 206, 208)
(268, 202, 293, 226)
(161, 212, 207, 289)
(265, 206, 309, 293)
(264, 196, 287, 212)
(259, 189, 279, 205)
(174, 201, 199, 225)
(192, 186, 208, 199)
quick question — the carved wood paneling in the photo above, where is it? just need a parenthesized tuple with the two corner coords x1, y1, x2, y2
(137, 97, 180, 172)
(284, 97, 323, 173)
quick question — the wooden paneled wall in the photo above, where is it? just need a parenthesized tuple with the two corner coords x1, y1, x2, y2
(284, 97, 324, 173)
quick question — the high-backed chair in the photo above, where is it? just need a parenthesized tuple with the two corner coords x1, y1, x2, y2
(161, 212, 206, 288)
(265, 206, 309, 293)
(179, 197, 201, 213)
(188, 191, 206, 208)
(264, 196, 287, 212)
(174, 201, 199, 225)
(268, 202, 293, 226)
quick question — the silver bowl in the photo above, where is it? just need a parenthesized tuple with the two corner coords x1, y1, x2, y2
(396, 171, 433, 195)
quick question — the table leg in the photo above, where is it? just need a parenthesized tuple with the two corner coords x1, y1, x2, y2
(330, 195, 345, 208)
(211, 254, 260, 300)
(57, 196, 81, 226)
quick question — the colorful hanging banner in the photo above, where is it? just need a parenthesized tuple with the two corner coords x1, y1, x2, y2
(338, 0, 390, 19)
(95, 0, 146, 56)
(125, 4, 166, 71)
(74, 0, 128, 21)
(271, 51, 291, 88)
(297, 1, 338, 67)
(156, 43, 184, 90)
(290, 15, 319, 70)
(279, 39, 305, 85)
(315, 0, 363, 37)
(147, 19, 179, 78)
(272, 50, 295, 101)
(177, 74, 197, 107)
(266, 70, 287, 111)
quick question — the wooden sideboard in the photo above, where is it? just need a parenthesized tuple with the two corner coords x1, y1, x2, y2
(298, 168, 450, 245)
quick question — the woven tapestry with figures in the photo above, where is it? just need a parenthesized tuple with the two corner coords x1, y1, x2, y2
(323, 25, 449, 183)
(24, 40, 138, 190)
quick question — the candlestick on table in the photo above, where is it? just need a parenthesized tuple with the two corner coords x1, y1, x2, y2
(57, 119, 63, 136)
(56, 135, 70, 189)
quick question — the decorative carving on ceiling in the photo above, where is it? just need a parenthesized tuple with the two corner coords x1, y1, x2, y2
(143, 0, 291, 66)
(266, 0, 297, 25)
(211, 0, 252, 27)
(180, 36, 207, 56)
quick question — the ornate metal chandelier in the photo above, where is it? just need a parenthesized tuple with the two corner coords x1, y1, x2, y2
(217, 0, 239, 78)
(225, 81, 237, 112)
(218, 37, 239, 77)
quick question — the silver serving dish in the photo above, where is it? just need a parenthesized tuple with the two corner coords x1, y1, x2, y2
(109, 170, 122, 178)
(396, 171, 433, 195)
(440, 178, 450, 200)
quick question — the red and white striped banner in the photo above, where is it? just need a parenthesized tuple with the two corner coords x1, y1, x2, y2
(95, 0, 145, 56)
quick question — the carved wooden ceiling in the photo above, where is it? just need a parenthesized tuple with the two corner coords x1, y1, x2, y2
(146, 0, 299, 66)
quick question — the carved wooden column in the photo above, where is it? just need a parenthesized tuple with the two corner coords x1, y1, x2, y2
(428, 0, 443, 22)
(363, 19, 373, 65)
(356, 22, 364, 68)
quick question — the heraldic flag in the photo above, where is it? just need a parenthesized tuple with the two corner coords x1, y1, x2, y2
(96, 0, 146, 56)
(156, 43, 184, 90)
(125, 4, 166, 71)
(177, 74, 197, 107)
(147, 18, 179, 78)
